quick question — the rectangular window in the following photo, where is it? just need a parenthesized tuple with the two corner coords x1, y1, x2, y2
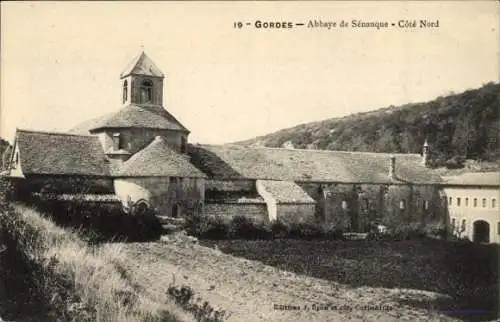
(457, 197, 461, 207)
(169, 177, 177, 184)
(449, 197, 452, 206)
(465, 198, 469, 207)
(473, 198, 477, 207)
(423, 200, 429, 211)
(498, 222, 500, 235)
(112, 133, 121, 150)
(461, 219, 466, 232)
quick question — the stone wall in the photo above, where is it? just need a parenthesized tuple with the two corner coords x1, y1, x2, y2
(276, 203, 316, 224)
(98, 128, 187, 155)
(202, 202, 269, 223)
(114, 177, 204, 217)
(298, 182, 446, 232)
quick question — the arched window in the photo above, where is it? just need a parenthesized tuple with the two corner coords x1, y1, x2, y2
(473, 198, 478, 207)
(123, 80, 128, 103)
(465, 198, 469, 207)
(449, 197, 452, 206)
(482, 198, 487, 208)
(491, 198, 496, 208)
(457, 197, 461, 207)
(140, 79, 153, 103)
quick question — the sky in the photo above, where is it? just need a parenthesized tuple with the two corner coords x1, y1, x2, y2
(1, 1, 499, 144)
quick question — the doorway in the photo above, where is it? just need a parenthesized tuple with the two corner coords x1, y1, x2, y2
(473, 220, 490, 243)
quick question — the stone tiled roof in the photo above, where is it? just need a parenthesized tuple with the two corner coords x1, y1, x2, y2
(188, 144, 442, 185)
(258, 180, 315, 204)
(442, 172, 499, 187)
(117, 136, 207, 178)
(120, 51, 164, 78)
(69, 104, 189, 134)
(15, 129, 110, 176)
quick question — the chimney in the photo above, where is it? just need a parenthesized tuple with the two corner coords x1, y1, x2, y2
(422, 139, 429, 166)
(389, 156, 396, 179)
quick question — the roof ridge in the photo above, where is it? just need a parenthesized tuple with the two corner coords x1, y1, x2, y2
(207, 144, 421, 157)
(17, 128, 95, 138)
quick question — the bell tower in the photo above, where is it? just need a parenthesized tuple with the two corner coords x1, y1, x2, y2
(120, 51, 165, 107)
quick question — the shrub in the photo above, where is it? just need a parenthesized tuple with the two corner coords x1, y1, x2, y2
(184, 214, 231, 240)
(228, 215, 272, 239)
(27, 198, 162, 243)
(167, 284, 229, 321)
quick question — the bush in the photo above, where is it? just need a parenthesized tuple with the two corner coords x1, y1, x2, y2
(167, 284, 229, 321)
(184, 214, 231, 240)
(228, 215, 272, 239)
(27, 198, 162, 243)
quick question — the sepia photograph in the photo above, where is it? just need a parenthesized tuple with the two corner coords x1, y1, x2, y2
(0, 1, 499, 321)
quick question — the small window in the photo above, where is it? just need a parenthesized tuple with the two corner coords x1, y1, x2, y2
(112, 133, 121, 150)
(14, 152, 19, 166)
(140, 79, 153, 103)
(172, 204, 179, 218)
(492, 198, 496, 208)
(498, 222, 500, 235)
(473, 198, 477, 207)
(399, 200, 405, 210)
(449, 197, 452, 206)
(457, 197, 461, 207)
(482, 198, 487, 208)
(461, 219, 466, 232)
(341, 200, 348, 210)
(423, 200, 429, 210)
(181, 136, 187, 154)
(169, 177, 177, 184)
(451, 218, 456, 230)
(123, 80, 128, 103)
(465, 198, 469, 207)
(178, 177, 184, 185)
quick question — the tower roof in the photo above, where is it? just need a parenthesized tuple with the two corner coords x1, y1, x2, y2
(120, 51, 164, 78)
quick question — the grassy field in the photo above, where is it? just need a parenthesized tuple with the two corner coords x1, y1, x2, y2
(200, 238, 499, 321)
(115, 234, 498, 322)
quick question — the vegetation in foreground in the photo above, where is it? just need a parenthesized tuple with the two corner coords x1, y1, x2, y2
(200, 238, 499, 321)
(0, 203, 194, 322)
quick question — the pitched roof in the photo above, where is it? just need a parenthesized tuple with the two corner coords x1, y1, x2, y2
(70, 104, 189, 133)
(188, 144, 442, 185)
(117, 136, 207, 178)
(120, 51, 164, 78)
(15, 129, 110, 176)
(258, 180, 315, 204)
(441, 172, 499, 187)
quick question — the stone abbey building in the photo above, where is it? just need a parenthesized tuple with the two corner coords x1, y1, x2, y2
(4, 52, 446, 232)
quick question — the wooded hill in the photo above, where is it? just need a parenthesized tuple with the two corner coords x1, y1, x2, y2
(237, 82, 500, 169)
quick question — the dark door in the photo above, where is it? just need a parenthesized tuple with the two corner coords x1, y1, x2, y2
(473, 220, 490, 243)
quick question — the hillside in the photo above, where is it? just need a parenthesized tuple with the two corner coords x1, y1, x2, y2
(237, 82, 500, 169)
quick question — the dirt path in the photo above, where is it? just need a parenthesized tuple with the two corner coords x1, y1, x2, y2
(117, 239, 456, 321)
